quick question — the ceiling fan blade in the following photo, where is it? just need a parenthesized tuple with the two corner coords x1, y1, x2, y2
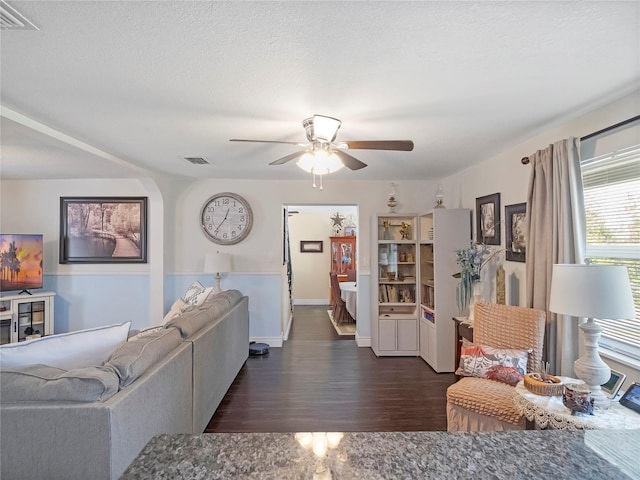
(269, 150, 307, 165)
(342, 140, 414, 151)
(334, 150, 367, 171)
(230, 139, 305, 146)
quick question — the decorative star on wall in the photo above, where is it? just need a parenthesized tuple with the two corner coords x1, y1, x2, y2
(330, 212, 345, 228)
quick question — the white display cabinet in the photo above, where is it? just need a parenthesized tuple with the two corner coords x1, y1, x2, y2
(371, 214, 419, 356)
(418, 209, 470, 372)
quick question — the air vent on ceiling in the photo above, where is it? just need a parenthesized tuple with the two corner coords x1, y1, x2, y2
(184, 157, 210, 165)
(0, 1, 38, 30)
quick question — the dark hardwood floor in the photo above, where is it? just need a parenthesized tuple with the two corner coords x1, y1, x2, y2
(205, 305, 456, 433)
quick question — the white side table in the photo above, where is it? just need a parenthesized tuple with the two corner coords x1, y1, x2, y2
(513, 377, 640, 430)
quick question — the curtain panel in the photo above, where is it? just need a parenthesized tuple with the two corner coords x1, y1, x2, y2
(525, 137, 586, 376)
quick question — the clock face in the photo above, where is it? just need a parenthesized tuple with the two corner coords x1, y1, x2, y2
(200, 192, 253, 245)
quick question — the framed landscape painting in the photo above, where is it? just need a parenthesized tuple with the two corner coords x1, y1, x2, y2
(505, 203, 526, 262)
(60, 197, 147, 263)
(475, 193, 501, 245)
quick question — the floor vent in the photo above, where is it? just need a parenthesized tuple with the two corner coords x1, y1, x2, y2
(0, 1, 38, 30)
(184, 157, 210, 165)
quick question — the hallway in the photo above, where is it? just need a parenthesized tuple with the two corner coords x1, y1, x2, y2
(206, 305, 456, 433)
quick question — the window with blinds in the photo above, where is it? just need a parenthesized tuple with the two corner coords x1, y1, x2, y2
(581, 116, 640, 361)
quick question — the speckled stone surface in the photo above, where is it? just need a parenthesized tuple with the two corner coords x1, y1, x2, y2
(120, 430, 639, 479)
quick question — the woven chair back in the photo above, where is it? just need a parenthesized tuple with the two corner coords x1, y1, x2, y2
(473, 302, 546, 373)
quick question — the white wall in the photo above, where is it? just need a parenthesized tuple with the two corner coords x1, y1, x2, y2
(289, 206, 358, 304)
(289, 211, 333, 303)
(0, 178, 159, 332)
(0, 175, 433, 345)
(163, 178, 433, 343)
(441, 89, 640, 383)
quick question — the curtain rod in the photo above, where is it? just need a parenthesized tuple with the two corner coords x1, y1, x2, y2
(521, 114, 640, 165)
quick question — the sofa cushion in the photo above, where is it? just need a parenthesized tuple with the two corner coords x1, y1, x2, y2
(0, 364, 120, 402)
(166, 294, 229, 339)
(216, 289, 243, 307)
(0, 321, 131, 370)
(129, 326, 164, 340)
(106, 327, 182, 387)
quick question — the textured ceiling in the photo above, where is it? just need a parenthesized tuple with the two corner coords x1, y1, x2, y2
(1, 1, 639, 181)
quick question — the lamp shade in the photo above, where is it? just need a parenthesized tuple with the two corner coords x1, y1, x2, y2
(549, 264, 635, 319)
(204, 251, 232, 274)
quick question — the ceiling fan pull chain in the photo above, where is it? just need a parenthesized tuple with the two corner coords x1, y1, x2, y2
(312, 171, 317, 188)
(319, 174, 324, 191)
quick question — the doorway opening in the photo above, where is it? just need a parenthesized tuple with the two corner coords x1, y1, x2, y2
(283, 204, 358, 342)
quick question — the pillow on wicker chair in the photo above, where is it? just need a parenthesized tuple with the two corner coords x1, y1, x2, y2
(455, 338, 530, 386)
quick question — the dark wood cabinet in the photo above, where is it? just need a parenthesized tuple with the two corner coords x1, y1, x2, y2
(330, 236, 356, 281)
(452, 317, 474, 379)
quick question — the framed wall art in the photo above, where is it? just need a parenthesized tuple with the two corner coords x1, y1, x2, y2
(475, 193, 501, 245)
(505, 202, 526, 262)
(60, 197, 147, 264)
(300, 240, 323, 253)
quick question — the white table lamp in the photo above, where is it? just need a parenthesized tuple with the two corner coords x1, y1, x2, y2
(549, 263, 635, 409)
(204, 251, 232, 294)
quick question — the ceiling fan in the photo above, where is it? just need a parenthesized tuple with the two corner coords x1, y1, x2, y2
(229, 114, 414, 174)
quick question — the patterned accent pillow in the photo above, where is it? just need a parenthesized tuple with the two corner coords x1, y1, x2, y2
(455, 338, 530, 386)
(180, 281, 213, 306)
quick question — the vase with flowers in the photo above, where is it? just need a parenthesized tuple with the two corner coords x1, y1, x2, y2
(454, 242, 501, 320)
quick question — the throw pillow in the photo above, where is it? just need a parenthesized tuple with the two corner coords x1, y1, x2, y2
(162, 298, 191, 324)
(455, 338, 530, 386)
(0, 321, 131, 370)
(180, 281, 214, 306)
(0, 364, 120, 403)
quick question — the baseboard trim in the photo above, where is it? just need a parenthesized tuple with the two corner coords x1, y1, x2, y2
(355, 333, 371, 348)
(294, 299, 330, 306)
(250, 336, 283, 348)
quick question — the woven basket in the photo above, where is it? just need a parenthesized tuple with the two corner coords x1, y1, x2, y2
(524, 373, 564, 396)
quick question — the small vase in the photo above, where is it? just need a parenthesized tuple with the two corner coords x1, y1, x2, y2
(468, 283, 482, 322)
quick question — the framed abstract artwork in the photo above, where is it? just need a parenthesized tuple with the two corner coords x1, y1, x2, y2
(475, 193, 501, 245)
(505, 202, 526, 262)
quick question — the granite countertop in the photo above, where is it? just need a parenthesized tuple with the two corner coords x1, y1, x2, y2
(121, 430, 639, 479)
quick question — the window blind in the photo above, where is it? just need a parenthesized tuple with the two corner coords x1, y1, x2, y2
(581, 118, 640, 360)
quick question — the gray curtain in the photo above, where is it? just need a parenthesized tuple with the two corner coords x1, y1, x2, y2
(525, 137, 586, 376)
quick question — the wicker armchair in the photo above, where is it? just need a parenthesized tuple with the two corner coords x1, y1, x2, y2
(446, 302, 545, 431)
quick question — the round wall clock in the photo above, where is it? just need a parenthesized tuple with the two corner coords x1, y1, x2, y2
(200, 192, 253, 245)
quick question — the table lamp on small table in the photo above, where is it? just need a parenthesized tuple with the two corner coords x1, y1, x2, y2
(549, 262, 635, 409)
(204, 251, 232, 294)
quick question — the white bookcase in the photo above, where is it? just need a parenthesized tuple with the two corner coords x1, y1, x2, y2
(371, 214, 419, 356)
(0, 291, 55, 345)
(418, 209, 470, 372)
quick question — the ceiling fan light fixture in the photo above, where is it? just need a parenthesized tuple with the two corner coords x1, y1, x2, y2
(296, 150, 344, 175)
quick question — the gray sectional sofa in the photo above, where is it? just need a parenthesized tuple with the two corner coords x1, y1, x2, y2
(0, 290, 249, 480)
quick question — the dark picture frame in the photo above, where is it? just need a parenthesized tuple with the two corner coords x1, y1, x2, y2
(60, 197, 147, 264)
(505, 202, 526, 262)
(300, 240, 323, 253)
(475, 193, 501, 245)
